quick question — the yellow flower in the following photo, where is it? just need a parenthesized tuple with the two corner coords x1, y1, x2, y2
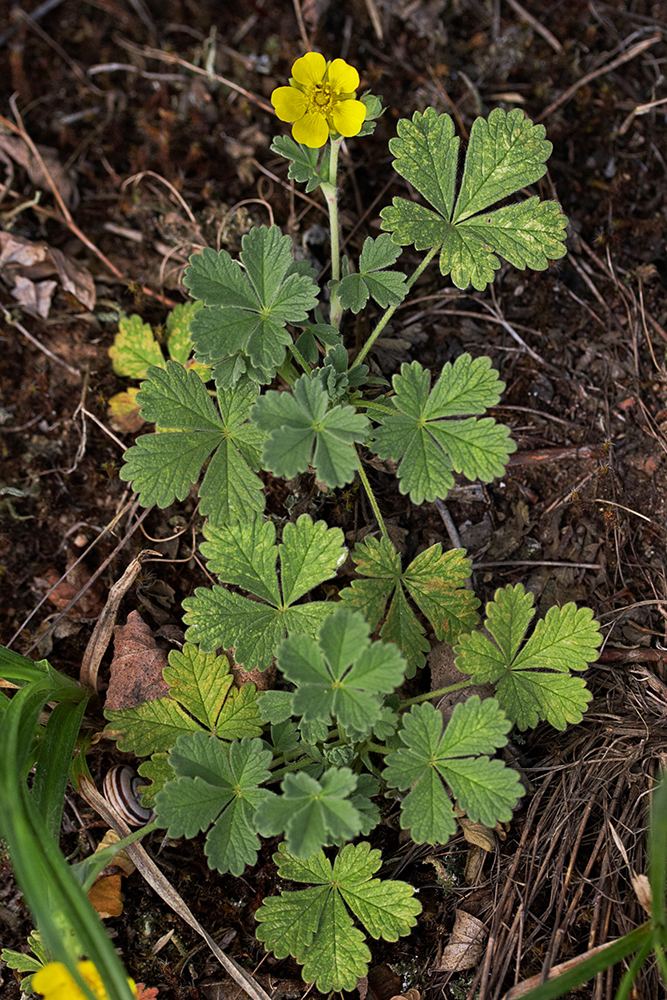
(32, 960, 137, 1000)
(271, 52, 367, 148)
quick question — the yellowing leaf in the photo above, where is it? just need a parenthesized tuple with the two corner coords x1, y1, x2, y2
(108, 314, 164, 378)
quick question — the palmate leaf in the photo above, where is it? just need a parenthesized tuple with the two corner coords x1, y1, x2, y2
(105, 643, 263, 754)
(252, 373, 369, 489)
(164, 301, 206, 367)
(119, 362, 265, 523)
(185, 225, 319, 386)
(255, 842, 421, 993)
(383, 698, 522, 844)
(340, 535, 479, 676)
(105, 644, 263, 800)
(154, 732, 272, 875)
(276, 606, 407, 737)
(381, 107, 567, 290)
(454, 584, 602, 730)
(256, 767, 365, 858)
(108, 314, 164, 378)
(336, 235, 407, 314)
(270, 135, 330, 193)
(371, 355, 515, 503)
(108, 304, 207, 377)
(183, 514, 346, 670)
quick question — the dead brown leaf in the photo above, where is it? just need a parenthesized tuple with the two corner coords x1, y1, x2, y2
(87, 830, 136, 920)
(88, 873, 124, 919)
(36, 562, 104, 619)
(0, 230, 95, 313)
(434, 909, 486, 972)
(459, 818, 496, 852)
(11, 274, 57, 318)
(0, 133, 77, 206)
(104, 610, 169, 711)
(429, 642, 494, 720)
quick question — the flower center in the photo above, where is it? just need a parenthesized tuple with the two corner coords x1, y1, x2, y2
(308, 83, 335, 115)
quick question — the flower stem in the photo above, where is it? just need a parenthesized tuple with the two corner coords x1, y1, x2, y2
(356, 456, 388, 539)
(289, 341, 313, 374)
(352, 246, 439, 366)
(321, 136, 343, 328)
(278, 357, 298, 386)
(399, 680, 471, 709)
(354, 399, 395, 415)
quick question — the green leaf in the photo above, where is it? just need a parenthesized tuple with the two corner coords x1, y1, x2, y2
(357, 92, 385, 138)
(185, 225, 319, 385)
(277, 607, 407, 737)
(341, 535, 479, 675)
(383, 698, 521, 844)
(137, 754, 172, 807)
(165, 301, 205, 366)
(270, 136, 329, 193)
(380, 107, 567, 290)
(155, 732, 271, 875)
(108, 314, 164, 378)
(256, 768, 364, 857)
(336, 235, 407, 314)
(255, 842, 421, 993)
(454, 584, 602, 730)
(371, 355, 515, 503)
(119, 362, 265, 523)
(183, 514, 345, 670)
(104, 643, 263, 756)
(1, 948, 43, 975)
(252, 373, 368, 488)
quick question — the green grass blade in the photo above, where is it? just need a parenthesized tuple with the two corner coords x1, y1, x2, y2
(32, 699, 89, 842)
(515, 923, 652, 1000)
(614, 935, 655, 1000)
(650, 772, 667, 930)
(0, 681, 135, 1000)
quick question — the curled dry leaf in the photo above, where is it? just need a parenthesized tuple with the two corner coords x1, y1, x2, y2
(0, 133, 77, 206)
(389, 990, 421, 1000)
(11, 274, 57, 318)
(36, 562, 104, 619)
(434, 909, 486, 973)
(104, 610, 169, 711)
(459, 818, 496, 852)
(0, 230, 95, 313)
(88, 873, 123, 919)
(631, 873, 652, 916)
(87, 830, 136, 919)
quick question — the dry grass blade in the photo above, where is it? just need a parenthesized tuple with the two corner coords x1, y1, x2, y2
(80, 552, 159, 692)
(537, 34, 661, 121)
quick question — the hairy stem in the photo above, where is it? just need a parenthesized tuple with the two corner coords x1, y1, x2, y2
(399, 679, 471, 709)
(352, 246, 439, 366)
(321, 137, 343, 328)
(277, 357, 299, 386)
(289, 341, 313, 374)
(356, 457, 388, 539)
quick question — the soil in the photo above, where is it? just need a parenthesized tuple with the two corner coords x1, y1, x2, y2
(1, 2, 666, 998)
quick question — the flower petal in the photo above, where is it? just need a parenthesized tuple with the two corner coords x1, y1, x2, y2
(292, 111, 330, 148)
(271, 85, 307, 122)
(291, 51, 326, 86)
(328, 58, 360, 94)
(332, 98, 367, 138)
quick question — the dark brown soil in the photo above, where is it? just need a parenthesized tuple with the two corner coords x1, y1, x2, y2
(1, 2, 666, 998)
